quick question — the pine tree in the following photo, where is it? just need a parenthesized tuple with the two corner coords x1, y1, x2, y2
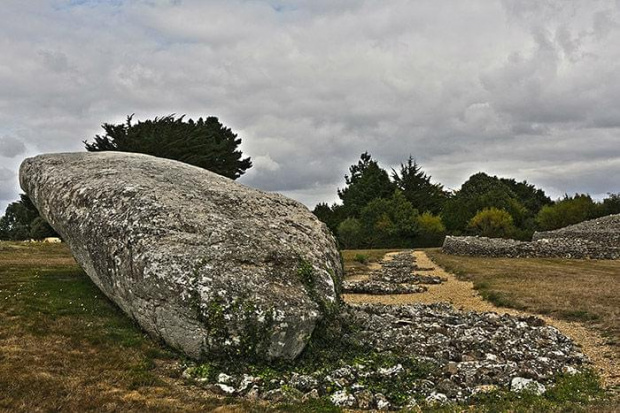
(85, 115, 252, 180)
(0, 195, 56, 240)
(337, 152, 395, 217)
(391, 156, 448, 214)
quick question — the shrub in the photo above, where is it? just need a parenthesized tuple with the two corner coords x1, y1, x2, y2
(337, 218, 362, 249)
(536, 194, 598, 231)
(417, 212, 445, 233)
(468, 207, 515, 238)
(29, 217, 57, 240)
(415, 212, 446, 247)
(360, 190, 419, 248)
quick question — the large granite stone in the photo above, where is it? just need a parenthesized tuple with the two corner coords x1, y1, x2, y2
(20, 152, 342, 360)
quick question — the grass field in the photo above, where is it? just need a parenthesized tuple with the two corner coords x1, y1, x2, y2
(425, 249, 620, 348)
(340, 249, 403, 264)
(0, 242, 345, 412)
(0, 242, 223, 411)
(340, 248, 403, 277)
(1, 242, 616, 412)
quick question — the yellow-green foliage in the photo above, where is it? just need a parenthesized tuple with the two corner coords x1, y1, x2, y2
(536, 194, 598, 231)
(468, 207, 515, 238)
(417, 212, 445, 234)
(337, 218, 362, 249)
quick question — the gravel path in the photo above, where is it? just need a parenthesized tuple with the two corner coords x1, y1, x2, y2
(343, 250, 620, 390)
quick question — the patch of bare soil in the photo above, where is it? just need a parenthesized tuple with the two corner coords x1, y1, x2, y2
(343, 250, 620, 390)
(345, 253, 392, 282)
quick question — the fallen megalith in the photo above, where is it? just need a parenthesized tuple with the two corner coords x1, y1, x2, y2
(20, 152, 343, 361)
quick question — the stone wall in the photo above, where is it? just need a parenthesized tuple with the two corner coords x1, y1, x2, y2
(442, 214, 620, 260)
(532, 214, 620, 247)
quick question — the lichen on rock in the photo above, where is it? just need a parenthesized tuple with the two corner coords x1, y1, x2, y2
(20, 152, 343, 361)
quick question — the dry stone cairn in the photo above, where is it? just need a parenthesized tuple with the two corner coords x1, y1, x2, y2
(442, 214, 620, 259)
(20, 152, 343, 361)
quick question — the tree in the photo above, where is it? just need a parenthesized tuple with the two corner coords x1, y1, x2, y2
(360, 190, 419, 248)
(84, 115, 252, 180)
(441, 172, 543, 239)
(442, 173, 520, 232)
(391, 156, 448, 214)
(29, 217, 57, 240)
(0, 194, 58, 241)
(312, 202, 347, 236)
(536, 194, 598, 231)
(416, 212, 446, 247)
(0, 195, 39, 240)
(0, 217, 9, 240)
(468, 207, 515, 238)
(337, 218, 363, 249)
(600, 193, 620, 216)
(337, 152, 395, 218)
(499, 178, 552, 215)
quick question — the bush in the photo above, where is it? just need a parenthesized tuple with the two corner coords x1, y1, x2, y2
(417, 212, 445, 233)
(415, 212, 446, 247)
(536, 194, 598, 231)
(600, 193, 620, 216)
(337, 218, 363, 249)
(353, 254, 368, 264)
(360, 190, 419, 248)
(29, 217, 57, 240)
(468, 207, 515, 238)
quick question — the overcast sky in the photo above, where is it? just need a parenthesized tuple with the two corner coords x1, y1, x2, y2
(2, 0, 619, 214)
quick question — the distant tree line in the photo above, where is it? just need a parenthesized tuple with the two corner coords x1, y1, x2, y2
(313, 152, 620, 249)
(0, 195, 58, 241)
(1, 117, 619, 246)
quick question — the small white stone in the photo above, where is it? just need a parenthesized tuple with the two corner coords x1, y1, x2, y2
(405, 396, 418, 408)
(471, 384, 498, 395)
(181, 368, 193, 380)
(237, 374, 257, 392)
(510, 377, 546, 395)
(378, 363, 403, 376)
(376, 400, 390, 410)
(217, 373, 233, 384)
(425, 392, 448, 405)
(330, 390, 356, 407)
(215, 383, 235, 394)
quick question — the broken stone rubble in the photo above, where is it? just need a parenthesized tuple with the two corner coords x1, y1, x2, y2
(342, 251, 442, 295)
(342, 280, 427, 294)
(182, 303, 587, 410)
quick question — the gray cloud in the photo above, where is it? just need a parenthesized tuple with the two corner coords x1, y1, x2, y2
(0, 0, 618, 212)
(0, 167, 17, 212)
(0, 136, 26, 158)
